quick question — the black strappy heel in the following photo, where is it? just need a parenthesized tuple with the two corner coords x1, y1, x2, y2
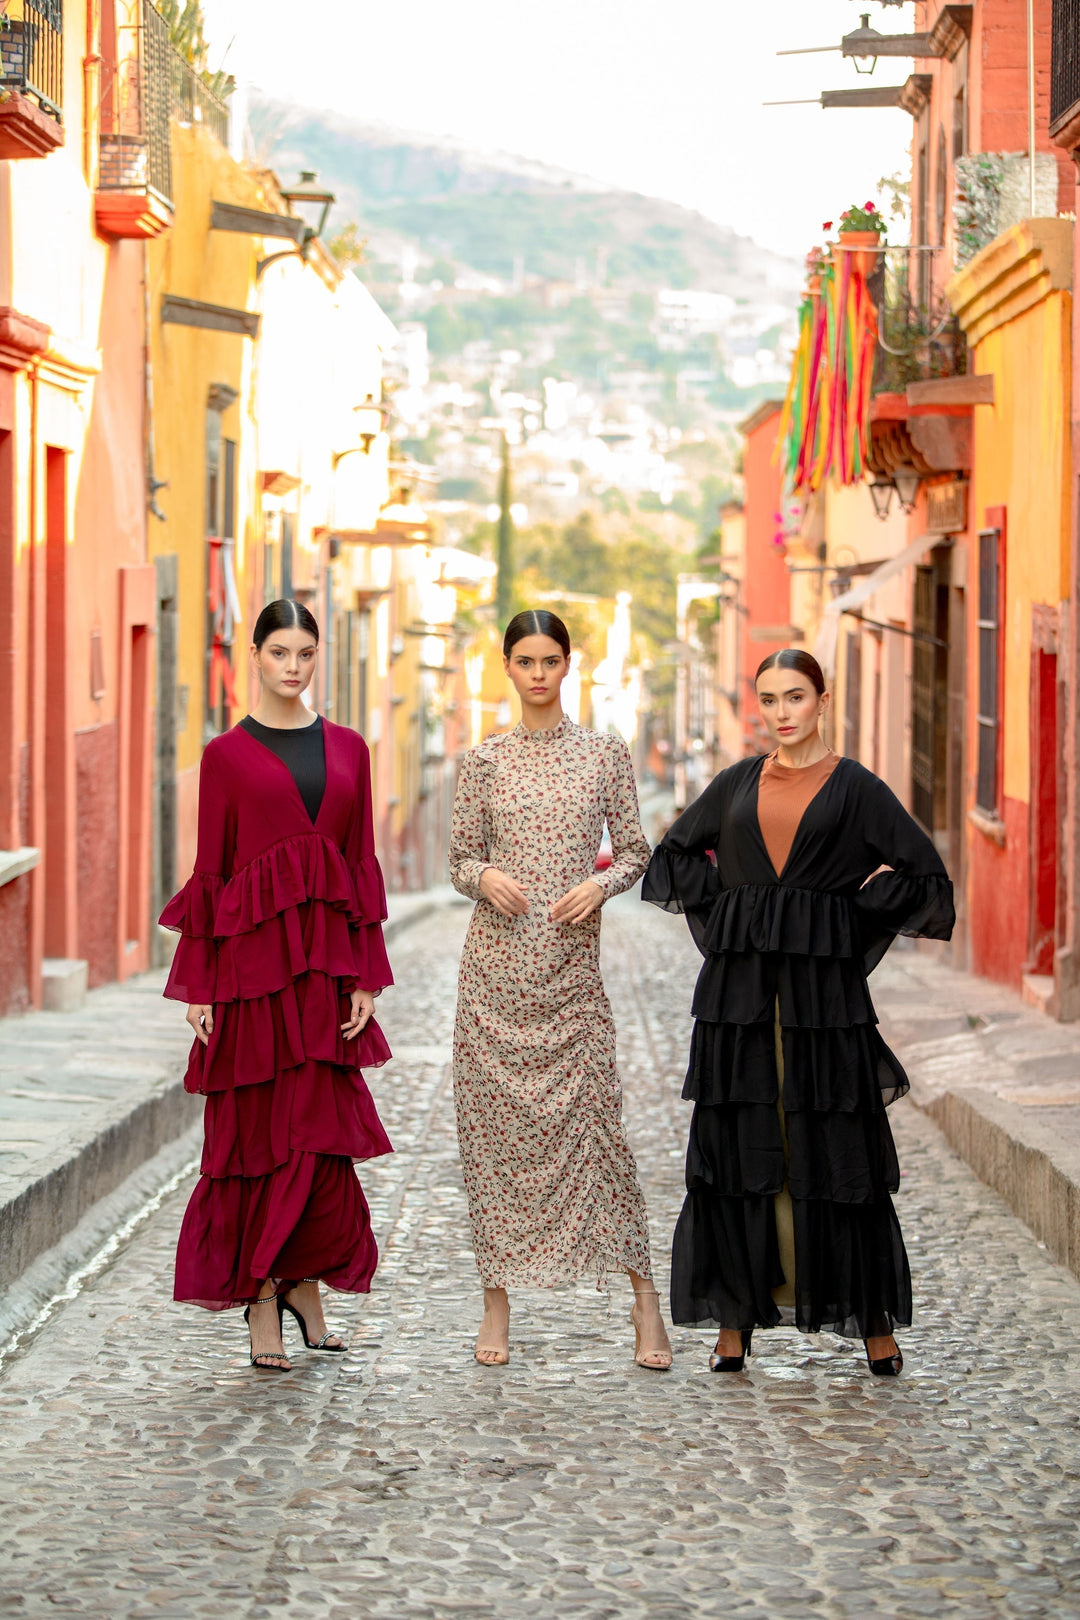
(864, 1339, 904, 1377)
(244, 1294, 291, 1371)
(710, 1329, 753, 1373)
(281, 1286, 347, 1352)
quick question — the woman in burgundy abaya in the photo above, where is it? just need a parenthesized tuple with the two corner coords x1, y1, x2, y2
(161, 599, 393, 1371)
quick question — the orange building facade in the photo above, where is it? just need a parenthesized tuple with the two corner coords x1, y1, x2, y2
(0, 0, 159, 1014)
(736, 402, 795, 755)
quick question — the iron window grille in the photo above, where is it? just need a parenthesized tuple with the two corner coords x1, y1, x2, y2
(975, 529, 1002, 815)
(1051, 0, 1080, 129)
(912, 560, 949, 835)
(0, 0, 64, 121)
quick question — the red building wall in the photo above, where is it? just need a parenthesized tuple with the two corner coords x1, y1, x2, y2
(739, 401, 792, 753)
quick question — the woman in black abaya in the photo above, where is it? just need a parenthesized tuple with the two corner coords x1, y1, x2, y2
(642, 649, 954, 1375)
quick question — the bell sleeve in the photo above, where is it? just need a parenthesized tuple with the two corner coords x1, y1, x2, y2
(641, 774, 724, 951)
(449, 750, 494, 903)
(592, 734, 651, 901)
(854, 774, 956, 973)
(160, 749, 231, 1005)
(341, 736, 393, 995)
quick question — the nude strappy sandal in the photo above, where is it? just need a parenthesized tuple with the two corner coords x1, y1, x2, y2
(630, 1288, 673, 1371)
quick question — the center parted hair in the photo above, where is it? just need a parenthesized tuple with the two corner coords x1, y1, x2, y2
(755, 647, 826, 697)
(502, 608, 571, 659)
(252, 598, 320, 651)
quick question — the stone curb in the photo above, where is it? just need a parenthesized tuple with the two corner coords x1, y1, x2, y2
(911, 1081, 1080, 1282)
(0, 891, 452, 1319)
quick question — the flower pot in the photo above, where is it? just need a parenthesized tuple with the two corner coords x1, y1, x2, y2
(838, 230, 882, 279)
(807, 274, 822, 296)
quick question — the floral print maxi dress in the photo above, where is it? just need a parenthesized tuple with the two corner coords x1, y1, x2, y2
(449, 717, 654, 1289)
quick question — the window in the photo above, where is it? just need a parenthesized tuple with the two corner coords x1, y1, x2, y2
(281, 513, 294, 600)
(1051, 0, 1080, 128)
(204, 405, 239, 737)
(976, 529, 1002, 814)
(952, 42, 969, 161)
(357, 607, 370, 739)
(843, 630, 862, 762)
(935, 124, 948, 248)
(916, 121, 930, 307)
(912, 560, 949, 833)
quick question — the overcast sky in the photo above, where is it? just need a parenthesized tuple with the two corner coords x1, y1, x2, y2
(201, 0, 914, 260)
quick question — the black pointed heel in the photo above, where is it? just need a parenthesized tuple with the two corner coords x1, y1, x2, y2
(864, 1339, 903, 1377)
(710, 1329, 753, 1372)
(281, 1291, 348, 1352)
(244, 1294, 291, 1371)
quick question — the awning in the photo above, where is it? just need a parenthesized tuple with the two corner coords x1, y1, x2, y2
(814, 534, 936, 676)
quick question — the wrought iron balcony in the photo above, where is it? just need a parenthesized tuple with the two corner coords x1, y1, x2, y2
(96, 0, 228, 239)
(0, 0, 64, 159)
(169, 45, 228, 147)
(874, 285, 967, 395)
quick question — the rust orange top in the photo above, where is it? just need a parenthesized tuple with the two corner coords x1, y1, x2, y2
(758, 749, 841, 878)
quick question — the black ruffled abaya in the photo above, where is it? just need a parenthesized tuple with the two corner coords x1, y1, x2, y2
(642, 754, 954, 1339)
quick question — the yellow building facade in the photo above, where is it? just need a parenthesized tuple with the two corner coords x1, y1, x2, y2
(947, 219, 1073, 999)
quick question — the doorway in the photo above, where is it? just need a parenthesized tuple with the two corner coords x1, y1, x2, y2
(1027, 619, 1060, 977)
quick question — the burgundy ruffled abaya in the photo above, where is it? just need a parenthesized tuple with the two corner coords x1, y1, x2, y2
(161, 720, 393, 1310)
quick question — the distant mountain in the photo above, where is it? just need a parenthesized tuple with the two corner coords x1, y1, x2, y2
(247, 96, 801, 300)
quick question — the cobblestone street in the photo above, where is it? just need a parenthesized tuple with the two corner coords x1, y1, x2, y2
(2, 896, 1080, 1619)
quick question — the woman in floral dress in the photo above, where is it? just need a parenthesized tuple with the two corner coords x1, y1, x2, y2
(449, 609, 672, 1370)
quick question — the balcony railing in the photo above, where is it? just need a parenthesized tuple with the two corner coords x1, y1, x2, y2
(97, 0, 228, 225)
(874, 285, 967, 394)
(0, 0, 64, 121)
(1051, 0, 1080, 130)
(169, 47, 228, 147)
(99, 1, 172, 203)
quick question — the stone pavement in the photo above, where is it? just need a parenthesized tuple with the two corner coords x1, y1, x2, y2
(2, 895, 1080, 1618)
(874, 945, 1080, 1283)
(0, 890, 451, 1344)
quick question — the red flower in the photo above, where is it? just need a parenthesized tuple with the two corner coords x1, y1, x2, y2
(865, 201, 876, 211)
(822, 220, 833, 231)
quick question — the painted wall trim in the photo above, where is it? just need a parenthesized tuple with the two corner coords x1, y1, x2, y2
(160, 296, 260, 340)
(0, 848, 41, 888)
(969, 806, 1007, 847)
(947, 218, 1074, 347)
(210, 202, 305, 243)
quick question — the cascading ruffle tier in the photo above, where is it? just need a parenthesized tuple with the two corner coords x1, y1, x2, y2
(162, 724, 393, 1311)
(642, 755, 954, 1340)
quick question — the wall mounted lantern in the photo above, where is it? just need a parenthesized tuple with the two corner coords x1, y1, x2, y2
(869, 477, 895, 520)
(256, 171, 337, 279)
(893, 466, 922, 513)
(846, 14, 880, 73)
(354, 394, 385, 453)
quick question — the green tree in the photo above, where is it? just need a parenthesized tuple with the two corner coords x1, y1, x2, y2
(326, 222, 366, 272)
(159, 0, 234, 97)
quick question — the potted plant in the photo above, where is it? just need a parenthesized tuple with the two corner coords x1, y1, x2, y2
(836, 201, 886, 278)
(805, 244, 829, 297)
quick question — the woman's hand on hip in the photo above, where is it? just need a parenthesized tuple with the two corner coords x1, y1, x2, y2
(186, 1004, 214, 1045)
(479, 868, 530, 917)
(550, 880, 604, 925)
(341, 989, 375, 1040)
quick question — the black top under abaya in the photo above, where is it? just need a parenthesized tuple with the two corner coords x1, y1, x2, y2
(239, 714, 326, 824)
(642, 754, 955, 1340)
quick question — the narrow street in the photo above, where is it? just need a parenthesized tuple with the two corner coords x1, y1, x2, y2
(2, 897, 1079, 1619)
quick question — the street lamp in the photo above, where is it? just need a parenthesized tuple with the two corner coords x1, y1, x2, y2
(846, 14, 881, 73)
(868, 477, 895, 520)
(354, 394, 385, 454)
(278, 171, 336, 245)
(893, 466, 922, 513)
(256, 171, 337, 279)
